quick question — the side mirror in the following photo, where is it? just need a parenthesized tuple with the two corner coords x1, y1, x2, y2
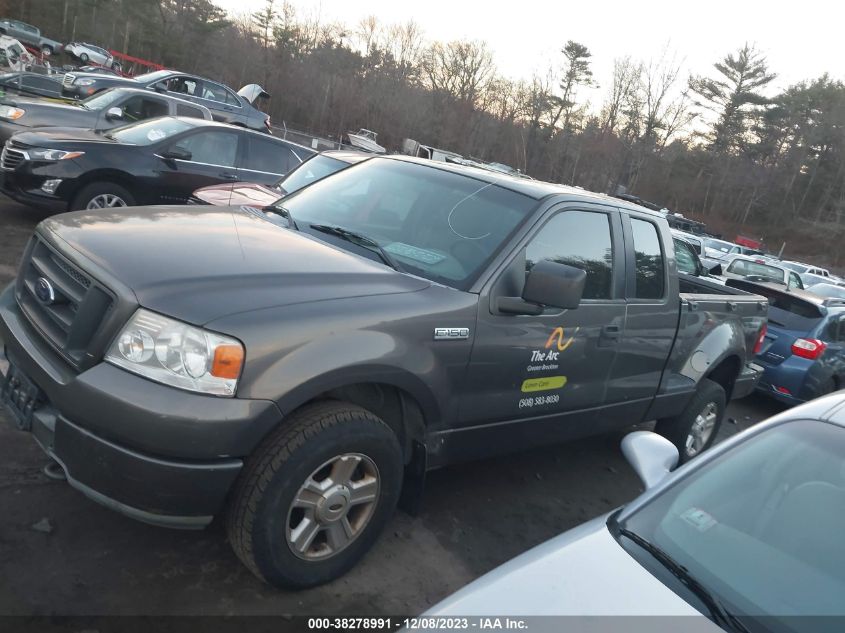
(105, 106, 123, 120)
(709, 263, 723, 276)
(621, 431, 679, 490)
(152, 83, 167, 94)
(496, 259, 586, 315)
(160, 146, 191, 161)
(522, 260, 586, 309)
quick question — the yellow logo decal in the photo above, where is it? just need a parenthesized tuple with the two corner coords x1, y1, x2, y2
(521, 376, 568, 393)
(545, 326, 579, 352)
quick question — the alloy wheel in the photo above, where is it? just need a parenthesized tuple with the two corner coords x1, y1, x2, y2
(286, 453, 380, 560)
(86, 194, 128, 209)
(684, 401, 718, 457)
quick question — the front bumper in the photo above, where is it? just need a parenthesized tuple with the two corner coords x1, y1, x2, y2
(731, 361, 764, 399)
(0, 283, 282, 528)
(0, 174, 67, 213)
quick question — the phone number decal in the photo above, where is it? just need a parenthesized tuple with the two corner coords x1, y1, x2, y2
(518, 394, 560, 409)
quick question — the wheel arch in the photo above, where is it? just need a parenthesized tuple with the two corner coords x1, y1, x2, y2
(705, 354, 741, 401)
(66, 169, 143, 208)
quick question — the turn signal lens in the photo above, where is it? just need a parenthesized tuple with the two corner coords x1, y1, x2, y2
(791, 338, 827, 360)
(753, 324, 767, 355)
(211, 344, 244, 379)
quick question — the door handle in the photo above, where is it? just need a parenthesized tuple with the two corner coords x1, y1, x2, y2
(599, 324, 622, 345)
(219, 171, 239, 181)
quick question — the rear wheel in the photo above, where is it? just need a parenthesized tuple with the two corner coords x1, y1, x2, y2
(41, 45, 53, 56)
(226, 401, 403, 588)
(72, 182, 135, 211)
(79, 52, 89, 63)
(655, 378, 725, 463)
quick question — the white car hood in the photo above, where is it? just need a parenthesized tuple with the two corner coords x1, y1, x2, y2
(427, 514, 714, 619)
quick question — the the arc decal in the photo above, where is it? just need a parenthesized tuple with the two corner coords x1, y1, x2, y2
(544, 326, 580, 352)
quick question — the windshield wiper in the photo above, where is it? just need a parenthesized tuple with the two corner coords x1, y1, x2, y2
(309, 224, 403, 272)
(619, 529, 750, 633)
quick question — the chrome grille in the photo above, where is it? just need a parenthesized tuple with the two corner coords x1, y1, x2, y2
(62, 73, 76, 87)
(16, 236, 113, 368)
(1, 144, 26, 171)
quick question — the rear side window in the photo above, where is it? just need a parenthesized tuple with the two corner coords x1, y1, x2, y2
(243, 136, 296, 174)
(525, 210, 614, 300)
(631, 218, 665, 299)
(120, 96, 168, 121)
(175, 103, 207, 119)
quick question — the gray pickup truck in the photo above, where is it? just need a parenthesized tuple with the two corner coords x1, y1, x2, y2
(0, 19, 62, 55)
(0, 157, 767, 588)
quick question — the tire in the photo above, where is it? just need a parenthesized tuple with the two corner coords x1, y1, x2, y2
(655, 378, 726, 464)
(71, 182, 136, 211)
(41, 45, 53, 56)
(79, 52, 89, 63)
(226, 400, 403, 589)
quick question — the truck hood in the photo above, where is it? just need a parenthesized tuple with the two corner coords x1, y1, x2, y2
(426, 514, 709, 618)
(41, 205, 430, 324)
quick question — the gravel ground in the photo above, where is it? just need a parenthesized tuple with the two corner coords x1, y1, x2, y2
(0, 199, 786, 616)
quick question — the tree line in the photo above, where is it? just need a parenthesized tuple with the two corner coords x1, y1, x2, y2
(7, 0, 845, 267)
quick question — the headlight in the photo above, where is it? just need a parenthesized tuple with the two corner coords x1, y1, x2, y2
(28, 148, 84, 161)
(105, 308, 244, 397)
(0, 105, 24, 120)
(74, 78, 96, 86)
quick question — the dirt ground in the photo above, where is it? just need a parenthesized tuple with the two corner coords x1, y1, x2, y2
(0, 199, 786, 616)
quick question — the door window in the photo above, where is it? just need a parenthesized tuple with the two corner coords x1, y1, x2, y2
(201, 81, 230, 103)
(243, 136, 296, 174)
(120, 95, 168, 122)
(788, 272, 803, 290)
(525, 210, 614, 300)
(166, 76, 201, 97)
(631, 218, 665, 299)
(169, 131, 238, 167)
(175, 102, 207, 119)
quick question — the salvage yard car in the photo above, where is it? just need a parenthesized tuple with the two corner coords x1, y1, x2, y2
(426, 394, 845, 624)
(0, 18, 62, 55)
(0, 116, 314, 211)
(0, 157, 766, 588)
(190, 149, 369, 207)
(722, 254, 803, 289)
(0, 86, 212, 145)
(61, 68, 272, 132)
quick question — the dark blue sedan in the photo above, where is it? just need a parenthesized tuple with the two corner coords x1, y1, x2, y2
(747, 282, 845, 405)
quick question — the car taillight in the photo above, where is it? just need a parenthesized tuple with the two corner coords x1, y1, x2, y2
(791, 338, 827, 360)
(753, 324, 767, 355)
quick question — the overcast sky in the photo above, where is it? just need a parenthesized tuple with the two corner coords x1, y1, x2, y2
(215, 0, 844, 108)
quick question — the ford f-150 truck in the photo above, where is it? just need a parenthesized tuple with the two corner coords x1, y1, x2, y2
(0, 157, 767, 589)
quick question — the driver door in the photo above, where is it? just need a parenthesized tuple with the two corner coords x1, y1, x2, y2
(458, 207, 627, 439)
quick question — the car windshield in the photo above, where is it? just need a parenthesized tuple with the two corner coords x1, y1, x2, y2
(704, 238, 734, 253)
(616, 420, 845, 621)
(726, 259, 785, 283)
(271, 159, 537, 290)
(108, 117, 194, 145)
(277, 154, 352, 194)
(779, 262, 808, 274)
(809, 283, 845, 299)
(80, 88, 123, 111)
(133, 69, 172, 84)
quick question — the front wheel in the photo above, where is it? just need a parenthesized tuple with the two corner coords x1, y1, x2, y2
(41, 45, 53, 56)
(226, 401, 403, 588)
(79, 52, 89, 63)
(655, 378, 725, 464)
(71, 182, 136, 211)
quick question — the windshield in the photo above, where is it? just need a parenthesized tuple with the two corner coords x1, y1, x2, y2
(277, 154, 351, 194)
(133, 69, 173, 84)
(109, 117, 193, 145)
(704, 238, 734, 253)
(273, 159, 536, 289)
(727, 259, 785, 283)
(80, 88, 123, 111)
(616, 420, 845, 621)
(809, 283, 845, 299)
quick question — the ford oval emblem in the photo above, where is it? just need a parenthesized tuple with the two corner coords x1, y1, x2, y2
(35, 277, 56, 304)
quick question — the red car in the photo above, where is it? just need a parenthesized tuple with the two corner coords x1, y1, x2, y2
(190, 150, 370, 208)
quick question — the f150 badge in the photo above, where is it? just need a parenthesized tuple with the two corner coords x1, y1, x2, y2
(434, 327, 470, 341)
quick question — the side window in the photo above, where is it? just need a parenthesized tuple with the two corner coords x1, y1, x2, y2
(170, 131, 238, 167)
(120, 96, 168, 122)
(788, 272, 803, 290)
(673, 238, 699, 276)
(167, 77, 200, 97)
(525, 210, 614, 300)
(175, 102, 207, 119)
(224, 88, 242, 106)
(244, 136, 296, 174)
(631, 218, 665, 299)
